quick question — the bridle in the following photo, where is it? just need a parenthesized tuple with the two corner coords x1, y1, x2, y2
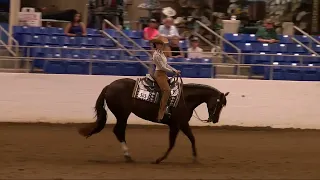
(175, 74, 222, 123)
(193, 97, 221, 123)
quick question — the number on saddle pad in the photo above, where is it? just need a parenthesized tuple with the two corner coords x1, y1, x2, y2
(137, 90, 150, 100)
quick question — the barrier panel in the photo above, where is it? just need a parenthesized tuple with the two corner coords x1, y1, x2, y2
(0, 73, 319, 129)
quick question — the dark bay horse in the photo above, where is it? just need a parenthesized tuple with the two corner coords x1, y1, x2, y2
(78, 77, 229, 164)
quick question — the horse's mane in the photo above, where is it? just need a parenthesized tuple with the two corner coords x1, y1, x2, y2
(183, 83, 222, 94)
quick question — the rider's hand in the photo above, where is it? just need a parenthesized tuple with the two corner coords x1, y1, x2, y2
(175, 70, 181, 75)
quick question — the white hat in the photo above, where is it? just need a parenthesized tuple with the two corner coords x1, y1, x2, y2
(162, 7, 176, 17)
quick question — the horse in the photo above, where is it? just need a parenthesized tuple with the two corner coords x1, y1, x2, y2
(78, 74, 229, 164)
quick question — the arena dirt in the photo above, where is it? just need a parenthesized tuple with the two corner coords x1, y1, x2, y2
(1, 123, 320, 179)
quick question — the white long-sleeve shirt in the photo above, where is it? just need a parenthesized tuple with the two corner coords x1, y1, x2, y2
(152, 50, 177, 72)
(158, 25, 180, 38)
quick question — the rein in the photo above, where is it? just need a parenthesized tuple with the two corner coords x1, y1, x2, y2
(174, 75, 212, 123)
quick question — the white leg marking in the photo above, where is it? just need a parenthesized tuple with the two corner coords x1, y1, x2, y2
(121, 142, 129, 156)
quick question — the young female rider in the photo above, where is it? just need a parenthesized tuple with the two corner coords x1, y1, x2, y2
(150, 36, 181, 122)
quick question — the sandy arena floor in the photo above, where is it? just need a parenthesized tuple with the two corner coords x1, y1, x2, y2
(1, 123, 320, 179)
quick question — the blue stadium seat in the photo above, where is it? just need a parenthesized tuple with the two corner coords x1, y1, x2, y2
(302, 65, 320, 81)
(121, 62, 140, 76)
(251, 52, 271, 75)
(271, 43, 288, 53)
(34, 27, 50, 35)
(284, 64, 302, 81)
(241, 34, 257, 43)
(288, 44, 306, 53)
(77, 37, 97, 46)
(303, 54, 319, 64)
(123, 30, 140, 39)
(96, 37, 115, 47)
(62, 36, 77, 46)
(198, 58, 213, 78)
(181, 58, 199, 78)
(44, 36, 61, 45)
(312, 44, 320, 53)
(66, 61, 89, 74)
(92, 61, 105, 75)
(50, 27, 64, 36)
(237, 42, 253, 53)
(44, 60, 67, 74)
(279, 35, 293, 44)
(86, 28, 101, 37)
(285, 53, 303, 64)
(168, 57, 183, 72)
(104, 61, 122, 75)
(224, 33, 242, 42)
(264, 62, 285, 80)
(19, 26, 33, 34)
(295, 35, 310, 44)
(257, 43, 272, 52)
(273, 53, 286, 64)
(179, 40, 188, 49)
(105, 29, 118, 37)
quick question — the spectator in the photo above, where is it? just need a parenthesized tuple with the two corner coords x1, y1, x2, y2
(169, 36, 184, 58)
(158, 17, 180, 38)
(64, 13, 87, 37)
(187, 36, 203, 59)
(256, 19, 279, 43)
(143, 18, 159, 40)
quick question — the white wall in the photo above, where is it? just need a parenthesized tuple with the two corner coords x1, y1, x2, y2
(1, 73, 320, 129)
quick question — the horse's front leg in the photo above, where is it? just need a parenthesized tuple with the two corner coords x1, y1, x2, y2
(180, 123, 198, 163)
(153, 124, 179, 164)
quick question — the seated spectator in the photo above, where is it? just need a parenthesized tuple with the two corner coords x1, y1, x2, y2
(64, 13, 86, 36)
(256, 19, 279, 43)
(158, 17, 180, 39)
(143, 18, 159, 40)
(187, 36, 203, 59)
(169, 36, 184, 58)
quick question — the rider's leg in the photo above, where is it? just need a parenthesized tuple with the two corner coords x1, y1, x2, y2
(154, 70, 170, 121)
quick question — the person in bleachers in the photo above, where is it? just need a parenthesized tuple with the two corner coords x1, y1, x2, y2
(169, 36, 184, 58)
(187, 36, 203, 59)
(150, 36, 180, 122)
(64, 13, 87, 37)
(158, 17, 180, 39)
(256, 19, 279, 43)
(143, 18, 159, 40)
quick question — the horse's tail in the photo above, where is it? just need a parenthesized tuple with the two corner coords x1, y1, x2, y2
(78, 86, 108, 138)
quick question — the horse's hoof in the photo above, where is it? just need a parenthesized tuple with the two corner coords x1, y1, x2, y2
(124, 156, 135, 163)
(151, 159, 161, 164)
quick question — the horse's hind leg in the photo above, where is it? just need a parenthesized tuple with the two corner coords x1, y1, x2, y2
(113, 114, 134, 163)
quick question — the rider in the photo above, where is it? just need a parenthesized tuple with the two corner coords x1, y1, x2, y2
(150, 36, 181, 122)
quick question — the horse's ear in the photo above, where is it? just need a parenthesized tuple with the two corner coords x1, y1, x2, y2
(225, 92, 230, 96)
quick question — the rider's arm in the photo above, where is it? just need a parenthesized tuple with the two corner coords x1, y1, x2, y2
(153, 52, 176, 73)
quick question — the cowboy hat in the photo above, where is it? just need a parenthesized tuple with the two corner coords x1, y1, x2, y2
(150, 36, 169, 44)
(162, 7, 176, 17)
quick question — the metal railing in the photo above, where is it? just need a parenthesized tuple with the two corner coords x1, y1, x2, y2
(194, 31, 238, 64)
(100, 30, 149, 70)
(0, 45, 319, 80)
(291, 37, 319, 56)
(294, 26, 320, 46)
(103, 19, 152, 58)
(0, 25, 19, 57)
(195, 20, 242, 75)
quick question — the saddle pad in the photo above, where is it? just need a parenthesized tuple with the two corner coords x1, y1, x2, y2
(132, 77, 182, 108)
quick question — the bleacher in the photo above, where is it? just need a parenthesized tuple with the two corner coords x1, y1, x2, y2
(12, 26, 213, 78)
(224, 33, 320, 81)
